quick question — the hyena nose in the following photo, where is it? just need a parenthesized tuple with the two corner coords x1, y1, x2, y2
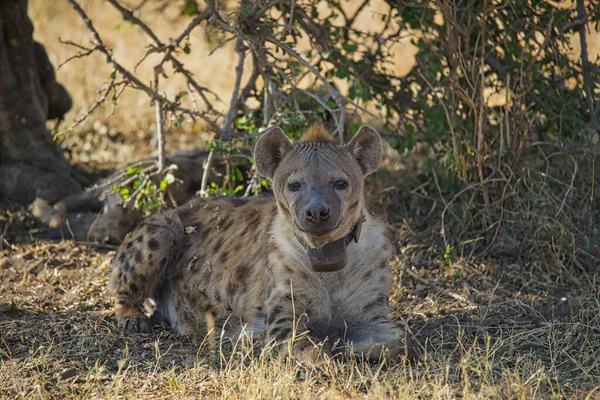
(305, 204, 330, 223)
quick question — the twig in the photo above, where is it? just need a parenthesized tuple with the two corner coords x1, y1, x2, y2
(243, 167, 260, 197)
(554, 153, 578, 218)
(223, 37, 247, 139)
(123, 175, 150, 207)
(154, 74, 166, 173)
(400, 257, 475, 307)
(0, 212, 15, 251)
(57, 39, 95, 69)
(85, 161, 154, 194)
(236, 52, 259, 112)
(346, 0, 369, 29)
(58, 68, 121, 136)
(575, 0, 599, 133)
(336, 104, 347, 143)
(106, 0, 217, 112)
(441, 178, 507, 248)
(266, 35, 374, 121)
(66, 0, 222, 134)
(199, 36, 247, 197)
(198, 149, 215, 198)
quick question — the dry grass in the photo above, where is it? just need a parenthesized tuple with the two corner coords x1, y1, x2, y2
(1, 196, 600, 399)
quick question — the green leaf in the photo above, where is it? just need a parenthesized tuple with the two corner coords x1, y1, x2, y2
(444, 245, 454, 266)
(160, 176, 169, 191)
(335, 69, 349, 79)
(127, 167, 143, 175)
(233, 167, 244, 183)
(342, 43, 358, 53)
(584, 236, 591, 250)
(183, 43, 191, 54)
(113, 184, 130, 200)
(160, 173, 175, 191)
(182, 0, 198, 16)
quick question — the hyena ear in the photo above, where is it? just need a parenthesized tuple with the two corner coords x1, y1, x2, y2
(347, 125, 382, 176)
(254, 126, 293, 179)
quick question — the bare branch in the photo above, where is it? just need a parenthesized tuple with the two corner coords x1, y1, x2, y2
(57, 39, 96, 69)
(66, 0, 222, 134)
(266, 35, 374, 142)
(236, 52, 260, 112)
(223, 38, 247, 139)
(199, 36, 248, 196)
(154, 74, 166, 173)
(198, 149, 215, 198)
(105, 0, 218, 113)
(575, 0, 599, 133)
(58, 69, 123, 136)
(346, 0, 369, 30)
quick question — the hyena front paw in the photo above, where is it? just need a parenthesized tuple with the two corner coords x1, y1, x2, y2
(275, 339, 332, 367)
(115, 305, 153, 334)
(122, 315, 153, 333)
(349, 327, 418, 362)
(354, 337, 418, 361)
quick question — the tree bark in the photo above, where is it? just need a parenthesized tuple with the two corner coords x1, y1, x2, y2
(0, 0, 83, 204)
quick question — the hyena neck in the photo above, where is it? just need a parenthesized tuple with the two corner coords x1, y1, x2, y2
(271, 203, 369, 273)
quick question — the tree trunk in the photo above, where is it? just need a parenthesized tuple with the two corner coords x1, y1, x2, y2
(0, 0, 83, 205)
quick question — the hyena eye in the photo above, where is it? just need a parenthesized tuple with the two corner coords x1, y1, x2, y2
(288, 182, 302, 192)
(334, 180, 348, 190)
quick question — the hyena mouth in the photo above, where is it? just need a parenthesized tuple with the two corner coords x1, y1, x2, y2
(302, 214, 365, 272)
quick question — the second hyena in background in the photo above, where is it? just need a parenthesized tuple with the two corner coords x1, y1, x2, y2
(110, 123, 413, 361)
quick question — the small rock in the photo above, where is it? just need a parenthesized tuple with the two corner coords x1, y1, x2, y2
(58, 367, 78, 380)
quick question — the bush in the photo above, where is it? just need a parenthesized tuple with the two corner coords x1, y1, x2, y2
(63, 0, 599, 268)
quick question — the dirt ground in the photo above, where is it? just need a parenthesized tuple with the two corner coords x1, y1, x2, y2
(1, 161, 599, 398)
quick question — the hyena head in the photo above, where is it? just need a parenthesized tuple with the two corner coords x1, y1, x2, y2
(254, 122, 382, 272)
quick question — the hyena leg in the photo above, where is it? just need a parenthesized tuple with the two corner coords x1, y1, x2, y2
(110, 209, 183, 333)
(345, 301, 415, 361)
(262, 284, 315, 358)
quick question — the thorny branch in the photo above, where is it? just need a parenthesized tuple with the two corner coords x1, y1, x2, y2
(199, 36, 248, 197)
(66, 0, 222, 134)
(105, 0, 218, 112)
(224, 38, 248, 140)
(63, 0, 395, 201)
(153, 71, 166, 174)
(265, 35, 374, 143)
(575, 0, 599, 133)
(59, 66, 124, 136)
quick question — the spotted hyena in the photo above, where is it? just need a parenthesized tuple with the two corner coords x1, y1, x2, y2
(110, 123, 412, 361)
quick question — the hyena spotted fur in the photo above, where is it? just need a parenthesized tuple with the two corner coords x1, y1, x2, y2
(110, 123, 413, 361)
